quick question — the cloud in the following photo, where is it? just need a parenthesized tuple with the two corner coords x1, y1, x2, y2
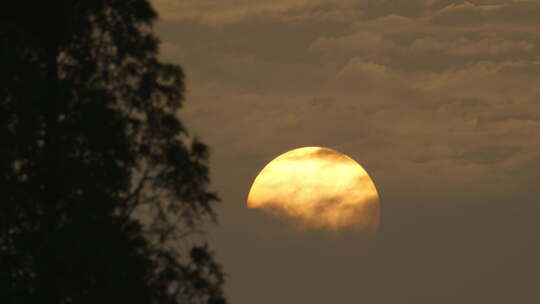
(337, 59, 392, 79)
(309, 30, 397, 54)
(431, 0, 540, 26)
(152, 0, 364, 24)
(438, 1, 507, 13)
(411, 36, 534, 56)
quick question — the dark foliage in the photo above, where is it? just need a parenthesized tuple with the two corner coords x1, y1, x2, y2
(0, 1, 226, 303)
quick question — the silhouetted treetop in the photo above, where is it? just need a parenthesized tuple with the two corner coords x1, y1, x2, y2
(1, 1, 226, 303)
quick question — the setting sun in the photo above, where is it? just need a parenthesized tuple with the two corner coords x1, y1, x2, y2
(247, 147, 380, 232)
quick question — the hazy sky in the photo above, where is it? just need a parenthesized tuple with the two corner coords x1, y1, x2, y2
(151, 1, 540, 303)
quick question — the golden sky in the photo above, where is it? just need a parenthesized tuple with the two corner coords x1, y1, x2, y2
(152, 0, 540, 303)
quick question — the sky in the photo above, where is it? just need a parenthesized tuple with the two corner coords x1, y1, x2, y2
(151, 1, 540, 303)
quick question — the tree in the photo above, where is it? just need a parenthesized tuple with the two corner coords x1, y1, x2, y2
(0, 1, 226, 303)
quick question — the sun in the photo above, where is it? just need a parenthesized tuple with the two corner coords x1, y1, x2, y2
(247, 147, 380, 232)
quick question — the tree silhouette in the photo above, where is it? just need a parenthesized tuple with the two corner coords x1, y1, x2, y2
(1, 1, 226, 303)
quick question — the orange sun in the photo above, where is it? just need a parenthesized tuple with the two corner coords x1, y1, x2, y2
(247, 147, 380, 232)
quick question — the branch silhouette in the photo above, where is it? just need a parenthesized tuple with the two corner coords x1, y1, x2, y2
(0, 1, 226, 303)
